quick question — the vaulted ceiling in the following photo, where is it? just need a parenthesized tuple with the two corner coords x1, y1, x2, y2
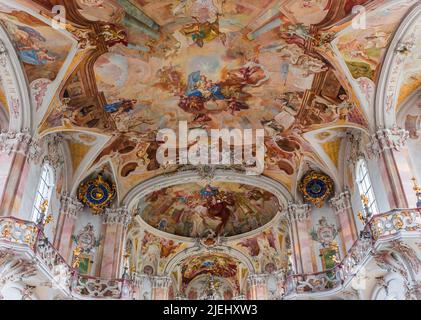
(1, 0, 419, 202)
(1, 0, 420, 297)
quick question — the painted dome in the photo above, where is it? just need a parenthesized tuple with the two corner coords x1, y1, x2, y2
(137, 182, 281, 238)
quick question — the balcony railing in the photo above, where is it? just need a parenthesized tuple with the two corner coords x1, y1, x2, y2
(285, 208, 421, 296)
(0, 217, 128, 299)
(0, 208, 420, 299)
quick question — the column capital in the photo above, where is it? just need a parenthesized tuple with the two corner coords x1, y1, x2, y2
(103, 207, 131, 227)
(59, 193, 83, 218)
(329, 190, 352, 214)
(151, 276, 172, 289)
(368, 125, 409, 159)
(43, 134, 64, 169)
(247, 273, 267, 286)
(132, 273, 150, 285)
(0, 129, 41, 161)
(284, 202, 311, 223)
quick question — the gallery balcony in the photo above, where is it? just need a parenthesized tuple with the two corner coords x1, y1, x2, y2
(1, 208, 420, 300)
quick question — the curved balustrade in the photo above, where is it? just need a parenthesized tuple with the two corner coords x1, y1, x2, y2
(285, 208, 421, 296)
(72, 275, 126, 299)
(0, 218, 128, 299)
(0, 208, 420, 299)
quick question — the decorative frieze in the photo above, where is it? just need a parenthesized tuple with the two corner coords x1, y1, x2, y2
(367, 125, 409, 159)
(151, 276, 172, 289)
(0, 129, 41, 161)
(59, 193, 83, 218)
(132, 273, 150, 287)
(103, 207, 131, 227)
(284, 202, 311, 223)
(329, 190, 352, 214)
(346, 131, 365, 167)
(43, 134, 64, 169)
(247, 274, 267, 287)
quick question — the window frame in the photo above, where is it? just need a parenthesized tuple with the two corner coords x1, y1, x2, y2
(31, 163, 55, 223)
(356, 158, 379, 215)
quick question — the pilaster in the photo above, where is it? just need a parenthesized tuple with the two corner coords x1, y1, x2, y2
(99, 207, 131, 278)
(330, 190, 358, 252)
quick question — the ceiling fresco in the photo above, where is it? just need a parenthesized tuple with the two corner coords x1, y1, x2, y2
(185, 274, 235, 300)
(329, 0, 418, 110)
(26, 0, 387, 200)
(0, 78, 8, 116)
(397, 20, 421, 110)
(138, 182, 280, 238)
(0, 2, 73, 83)
(1, 0, 418, 298)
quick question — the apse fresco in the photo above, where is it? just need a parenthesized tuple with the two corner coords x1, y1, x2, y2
(0, 3, 73, 83)
(186, 275, 235, 300)
(235, 229, 287, 272)
(139, 182, 280, 237)
(181, 254, 238, 284)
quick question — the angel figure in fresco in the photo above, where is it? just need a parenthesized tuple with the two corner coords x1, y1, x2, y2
(204, 191, 235, 235)
(284, 23, 314, 41)
(186, 71, 225, 100)
(19, 48, 56, 65)
(6, 22, 56, 65)
(180, 14, 226, 48)
(333, 94, 355, 121)
(262, 42, 327, 77)
(176, 63, 266, 116)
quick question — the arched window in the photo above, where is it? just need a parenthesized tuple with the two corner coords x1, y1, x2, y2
(31, 163, 55, 223)
(356, 159, 379, 215)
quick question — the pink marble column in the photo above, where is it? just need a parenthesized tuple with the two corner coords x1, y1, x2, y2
(54, 193, 83, 262)
(247, 274, 268, 300)
(0, 130, 39, 218)
(369, 126, 414, 208)
(285, 203, 315, 274)
(99, 207, 131, 279)
(330, 190, 358, 252)
(151, 276, 172, 300)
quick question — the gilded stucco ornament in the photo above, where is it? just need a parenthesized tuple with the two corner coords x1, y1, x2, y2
(77, 174, 116, 215)
(299, 171, 334, 208)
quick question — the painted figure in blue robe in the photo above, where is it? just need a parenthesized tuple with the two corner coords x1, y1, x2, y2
(200, 185, 219, 198)
(18, 48, 55, 65)
(104, 99, 137, 113)
(186, 71, 225, 100)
